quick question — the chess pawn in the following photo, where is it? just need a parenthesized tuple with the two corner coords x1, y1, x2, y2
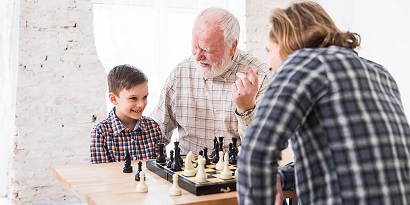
(220, 152, 232, 180)
(216, 151, 224, 170)
(135, 161, 143, 181)
(169, 174, 182, 196)
(167, 150, 174, 168)
(136, 171, 148, 193)
(184, 151, 196, 177)
(195, 157, 207, 183)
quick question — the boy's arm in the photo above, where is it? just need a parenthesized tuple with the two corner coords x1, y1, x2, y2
(90, 128, 111, 163)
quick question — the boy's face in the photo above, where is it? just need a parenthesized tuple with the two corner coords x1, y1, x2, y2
(109, 82, 148, 124)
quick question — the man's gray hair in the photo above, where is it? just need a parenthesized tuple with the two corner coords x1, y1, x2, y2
(195, 7, 240, 49)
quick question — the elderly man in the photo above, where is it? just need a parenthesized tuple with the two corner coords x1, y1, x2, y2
(150, 7, 271, 154)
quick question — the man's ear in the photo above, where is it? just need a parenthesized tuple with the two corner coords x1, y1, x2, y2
(229, 40, 238, 57)
(109, 92, 118, 105)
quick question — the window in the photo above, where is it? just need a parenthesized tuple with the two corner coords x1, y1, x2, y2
(92, 0, 246, 115)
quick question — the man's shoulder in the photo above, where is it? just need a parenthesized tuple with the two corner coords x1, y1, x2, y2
(235, 49, 268, 71)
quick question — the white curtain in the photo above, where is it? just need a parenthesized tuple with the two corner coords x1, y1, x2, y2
(92, 0, 245, 115)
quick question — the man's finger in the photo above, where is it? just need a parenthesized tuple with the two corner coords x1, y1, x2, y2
(245, 66, 259, 86)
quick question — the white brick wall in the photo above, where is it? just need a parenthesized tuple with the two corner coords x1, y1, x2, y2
(0, 0, 19, 199)
(7, 0, 107, 204)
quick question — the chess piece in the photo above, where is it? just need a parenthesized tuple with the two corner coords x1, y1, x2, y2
(135, 161, 143, 181)
(235, 169, 238, 179)
(178, 147, 184, 166)
(211, 141, 220, 163)
(216, 151, 224, 170)
(220, 152, 233, 179)
(167, 150, 174, 168)
(136, 171, 148, 193)
(229, 150, 238, 165)
(203, 147, 211, 165)
(169, 174, 182, 196)
(156, 142, 166, 164)
(184, 151, 196, 176)
(210, 137, 218, 158)
(171, 141, 182, 171)
(195, 157, 207, 183)
(218, 136, 224, 152)
(195, 150, 206, 168)
(232, 137, 239, 156)
(228, 143, 233, 158)
(229, 143, 238, 165)
(123, 150, 133, 173)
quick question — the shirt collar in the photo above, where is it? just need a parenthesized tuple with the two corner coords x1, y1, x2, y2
(108, 107, 147, 135)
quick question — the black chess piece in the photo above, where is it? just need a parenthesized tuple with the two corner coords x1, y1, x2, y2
(195, 150, 206, 168)
(123, 150, 133, 173)
(171, 141, 182, 171)
(218, 136, 224, 152)
(232, 137, 239, 156)
(156, 142, 166, 164)
(229, 145, 238, 165)
(135, 161, 143, 181)
(211, 142, 220, 163)
(210, 137, 218, 158)
(167, 150, 174, 168)
(203, 147, 211, 165)
(178, 147, 184, 166)
(228, 143, 233, 158)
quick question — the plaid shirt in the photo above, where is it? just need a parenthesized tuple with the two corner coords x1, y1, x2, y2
(237, 46, 410, 205)
(90, 107, 164, 164)
(150, 49, 270, 154)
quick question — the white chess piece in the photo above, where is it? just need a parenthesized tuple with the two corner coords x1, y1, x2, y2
(235, 169, 238, 179)
(169, 174, 182, 196)
(220, 152, 233, 179)
(136, 171, 148, 193)
(195, 157, 207, 183)
(216, 151, 224, 170)
(184, 151, 196, 176)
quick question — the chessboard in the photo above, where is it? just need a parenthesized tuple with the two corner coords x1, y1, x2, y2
(146, 156, 237, 196)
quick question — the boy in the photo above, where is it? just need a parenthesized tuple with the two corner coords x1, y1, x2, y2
(90, 64, 164, 164)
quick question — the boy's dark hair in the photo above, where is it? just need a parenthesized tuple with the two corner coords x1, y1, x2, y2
(107, 64, 148, 96)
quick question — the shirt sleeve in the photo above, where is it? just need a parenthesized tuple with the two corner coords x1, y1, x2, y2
(90, 125, 111, 164)
(236, 66, 271, 139)
(278, 162, 295, 190)
(150, 70, 178, 146)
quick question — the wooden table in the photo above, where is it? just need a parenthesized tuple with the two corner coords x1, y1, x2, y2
(52, 148, 296, 205)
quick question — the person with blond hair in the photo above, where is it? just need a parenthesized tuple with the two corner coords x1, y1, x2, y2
(237, 1, 410, 204)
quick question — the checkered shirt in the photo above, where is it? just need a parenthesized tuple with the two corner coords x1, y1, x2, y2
(150, 49, 270, 154)
(237, 46, 410, 205)
(90, 107, 164, 163)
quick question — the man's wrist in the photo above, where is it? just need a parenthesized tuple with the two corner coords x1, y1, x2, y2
(235, 105, 256, 116)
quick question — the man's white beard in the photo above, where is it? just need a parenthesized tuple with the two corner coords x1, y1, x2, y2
(195, 51, 233, 79)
